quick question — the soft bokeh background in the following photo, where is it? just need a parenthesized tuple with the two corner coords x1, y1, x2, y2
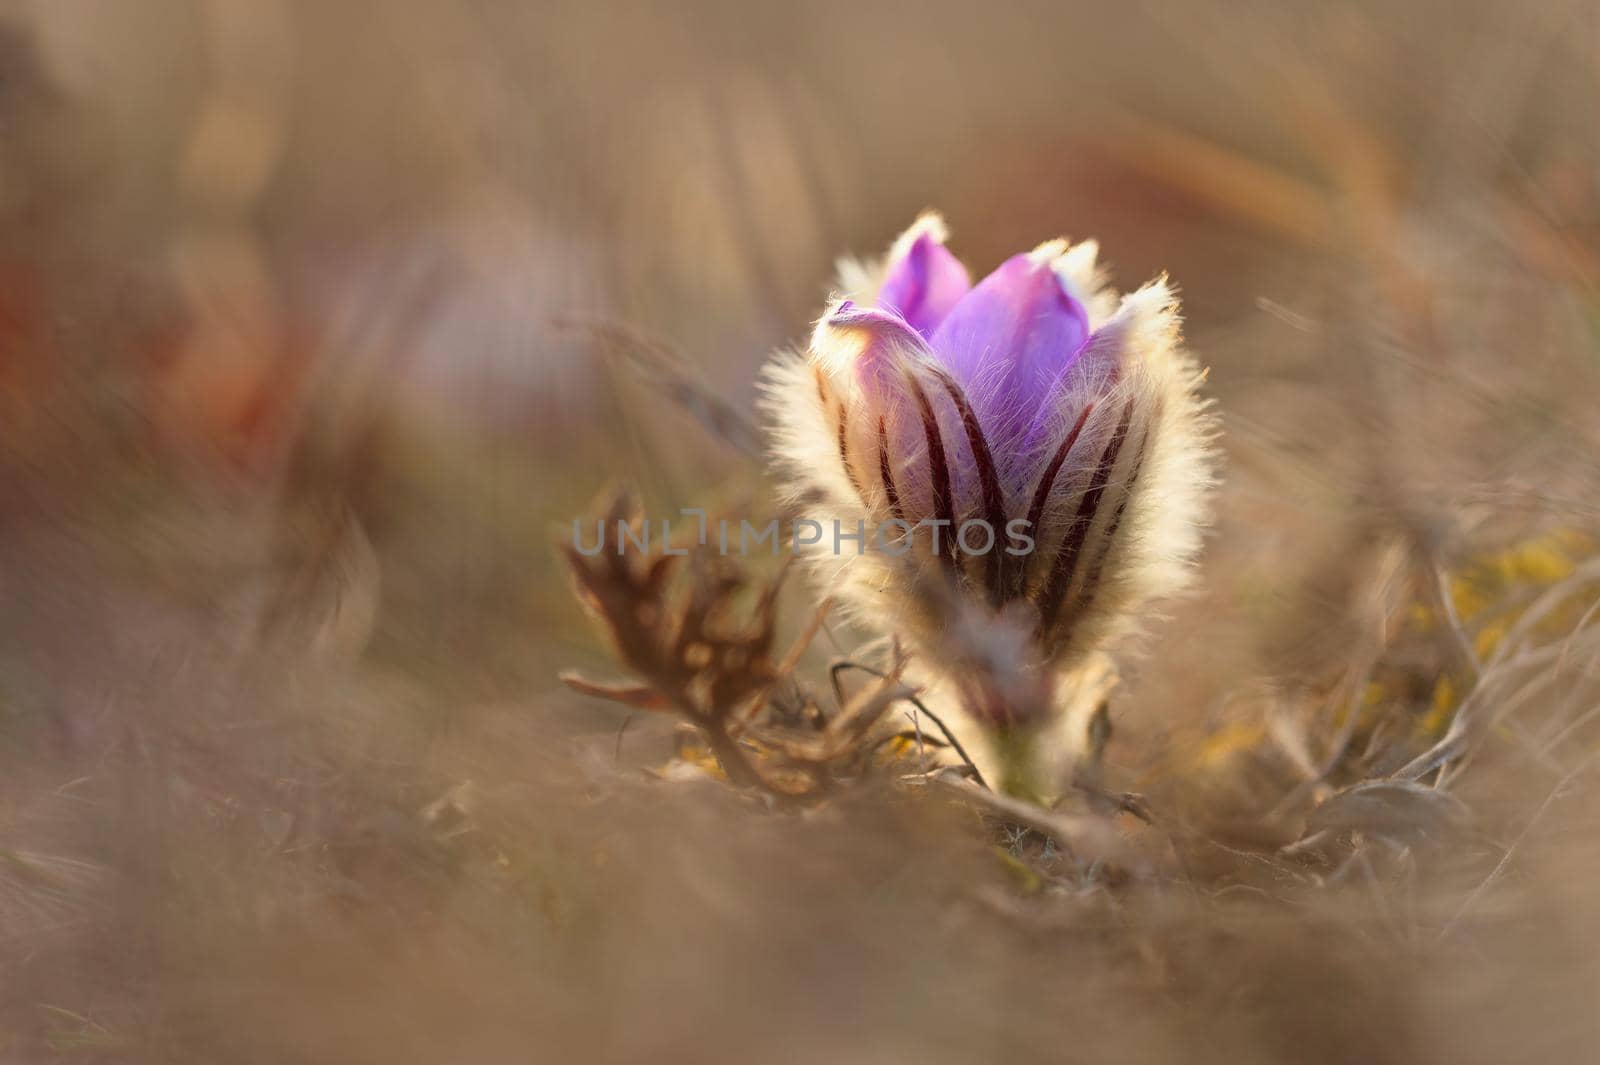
(2, 1, 1598, 1061)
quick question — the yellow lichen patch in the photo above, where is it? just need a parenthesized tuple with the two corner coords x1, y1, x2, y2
(1409, 530, 1596, 657)
(1446, 574, 1491, 623)
(1195, 721, 1268, 770)
(1473, 617, 1509, 661)
(1407, 601, 1437, 633)
(991, 846, 1046, 893)
(663, 737, 728, 782)
(869, 732, 941, 774)
(883, 734, 921, 758)
(1382, 529, 1598, 751)
(1452, 529, 1593, 619)
(1491, 529, 1589, 585)
(1420, 676, 1457, 738)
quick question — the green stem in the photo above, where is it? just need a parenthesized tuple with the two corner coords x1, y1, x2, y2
(994, 726, 1046, 804)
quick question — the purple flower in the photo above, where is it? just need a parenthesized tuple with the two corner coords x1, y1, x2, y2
(763, 213, 1216, 677)
(872, 220, 971, 338)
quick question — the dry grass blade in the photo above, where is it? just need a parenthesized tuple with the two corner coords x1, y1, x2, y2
(831, 660, 989, 788)
(1304, 780, 1473, 848)
(1438, 751, 1599, 941)
(762, 643, 913, 765)
(1395, 556, 1600, 784)
(560, 318, 764, 456)
(1430, 560, 1482, 680)
(558, 672, 672, 711)
(929, 773, 1144, 872)
(1484, 556, 1600, 672)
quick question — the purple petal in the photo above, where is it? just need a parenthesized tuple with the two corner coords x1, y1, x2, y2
(819, 300, 936, 399)
(876, 230, 971, 338)
(813, 300, 945, 518)
(930, 251, 1090, 451)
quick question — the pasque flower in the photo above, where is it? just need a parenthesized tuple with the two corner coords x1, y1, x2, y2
(762, 214, 1216, 710)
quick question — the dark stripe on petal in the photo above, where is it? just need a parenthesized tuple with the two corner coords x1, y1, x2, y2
(1035, 399, 1134, 633)
(837, 402, 867, 502)
(1020, 401, 1096, 595)
(877, 415, 906, 523)
(930, 367, 1009, 606)
(1049, 423, 1150, 656)
(904, 369, 959, 581)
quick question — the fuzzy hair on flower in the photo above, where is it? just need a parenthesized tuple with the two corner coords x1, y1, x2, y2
(761, 213, 1217, 694)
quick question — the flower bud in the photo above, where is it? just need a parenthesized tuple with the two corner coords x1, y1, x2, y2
(762, 213, 1217, 683)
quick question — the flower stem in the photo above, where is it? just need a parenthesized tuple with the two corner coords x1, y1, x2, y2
(994, 726, 1046, 804)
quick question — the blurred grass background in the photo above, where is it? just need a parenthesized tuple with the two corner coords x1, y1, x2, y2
(1, 0, 1598, 1061)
